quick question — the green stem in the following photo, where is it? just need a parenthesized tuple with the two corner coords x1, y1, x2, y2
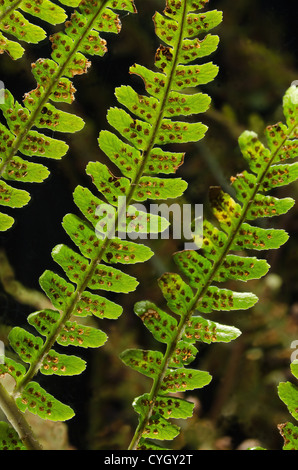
(128, 121, 298, 450)
(0, 382, 43, 450)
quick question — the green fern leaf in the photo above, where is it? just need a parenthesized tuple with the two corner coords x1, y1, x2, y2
(16, 381, 75, 421)
(169, 340, 198, 367)
(0, 0, 137, 231)
(140, 415, 180, 441)
(124, 84, 298, 450)
(8, 327, 44, 365)
(278, 382, 298, 421)
(121, 349, 164, 380)
(134, 393, 195, 421)
(183, 316, 242, 344)
(0, 211, 14, 230)
(160, 367, 211, 394)
(40, 350, 86, 376)
(0, 179, 30, 208)
(278, 361, 298, 421)
(134, 301, 178, 344)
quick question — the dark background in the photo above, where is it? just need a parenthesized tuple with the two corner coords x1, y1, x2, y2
(0, 0, 298, 450)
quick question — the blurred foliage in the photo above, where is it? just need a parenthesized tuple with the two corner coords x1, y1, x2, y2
(0, 0, 297, 450)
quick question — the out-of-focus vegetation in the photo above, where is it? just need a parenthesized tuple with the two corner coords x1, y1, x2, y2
(0, 0, 297, 450)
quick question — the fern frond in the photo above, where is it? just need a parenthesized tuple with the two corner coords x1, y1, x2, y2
(121, 85, 298, 450)
(0, 0, 82, 59)
(0, 0, 220, 445)
(0, 0, 136, 231)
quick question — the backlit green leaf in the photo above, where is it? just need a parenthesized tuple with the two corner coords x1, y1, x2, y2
(41, 350, 86, 376)
(278, 381, 298, 420)
(134, 393, 194, 420)
(16, 381, 74, 421)
(160, 368, 212, 394)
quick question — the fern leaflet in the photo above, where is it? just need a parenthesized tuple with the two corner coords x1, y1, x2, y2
(0, 0, 220, 449)
(120, 85, 298, 450)
(0, 0, 136, 231)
